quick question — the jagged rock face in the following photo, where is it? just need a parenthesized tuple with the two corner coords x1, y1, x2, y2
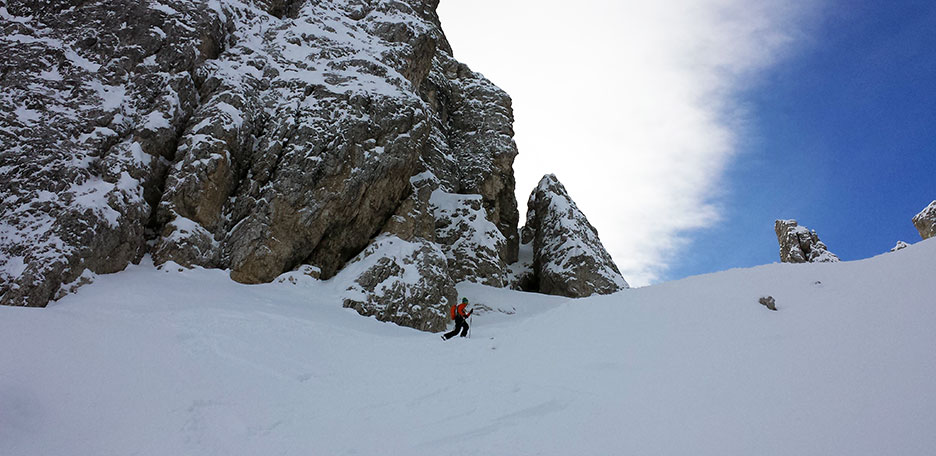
(0, 0, 228, 306)
(421, 51, 520, 263)
(912, 201, 936, 240)
(774, 219, 840, 263)
(520, 174, 629, 297)
(430, 190, 508, 287)
(150, 0, 448, 283)
(0, 0, 520, 320)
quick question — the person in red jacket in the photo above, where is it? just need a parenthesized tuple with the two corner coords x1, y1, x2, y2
(442, 297, 472, 340)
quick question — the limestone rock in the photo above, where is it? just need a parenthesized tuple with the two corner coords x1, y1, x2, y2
(340, 235, 456, 332)
(149, 0, 445, 284)
(421, 51, 520, 263)
(0, 0, 227, 306)
(143, 0, 520, 290)
(0, 0, 519, 321)
(774, 220, 840, 263)
(430, 190, 509, 287)
(759, 296, 777, 311)
(519, 174, 629, 297)
(382, 172, 439, 243)
(912, 201, 936, 240)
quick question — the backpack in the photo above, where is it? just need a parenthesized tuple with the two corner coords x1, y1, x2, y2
(451, 303, 468, 320)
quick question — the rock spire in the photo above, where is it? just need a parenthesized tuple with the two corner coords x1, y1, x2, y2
(517, 174, 629, 297)
(775, 219, 840, 263)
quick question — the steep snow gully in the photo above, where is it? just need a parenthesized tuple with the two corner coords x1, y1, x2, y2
(2, 239, 935, 455)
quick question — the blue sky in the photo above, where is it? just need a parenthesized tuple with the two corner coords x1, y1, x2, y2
(667, 0, 936, 280)
(438, 0, 934, 285)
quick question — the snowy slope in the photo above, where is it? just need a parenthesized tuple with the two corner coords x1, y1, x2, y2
(2, 240, 935, 455)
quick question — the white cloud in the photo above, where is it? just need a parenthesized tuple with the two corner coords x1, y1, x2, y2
(437, 0, 819, 286)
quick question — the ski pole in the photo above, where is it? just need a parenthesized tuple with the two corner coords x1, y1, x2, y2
(468, 313, 472, 339)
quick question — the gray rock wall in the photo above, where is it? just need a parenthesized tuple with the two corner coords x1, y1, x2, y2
(421, 52, 520, 262)
(1, 0, 228, 306)
(0, 0, 527, 329)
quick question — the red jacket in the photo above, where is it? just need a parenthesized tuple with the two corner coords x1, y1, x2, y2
(450, 303, 471, 319)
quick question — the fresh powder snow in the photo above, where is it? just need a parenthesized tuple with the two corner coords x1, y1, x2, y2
(2, 239, 935, 455)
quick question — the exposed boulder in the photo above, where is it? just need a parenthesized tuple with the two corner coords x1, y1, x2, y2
(890, 241, 910, 253)
(519, 174, 628, 297)
(758, 296, 777, 311)
(340, 235, 456, 332)
(774, 219, 840, 263)
(912, 201, 936, 240)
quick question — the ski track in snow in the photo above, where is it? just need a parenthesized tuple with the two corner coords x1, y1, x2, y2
(2, 239, 936, 455)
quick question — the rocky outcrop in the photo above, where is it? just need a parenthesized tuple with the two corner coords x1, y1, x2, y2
(891, 241, 910, 253)
(912, 201, 936, 240)
(1, 0, 623, 331)
(758, 296, 777, 311)
(340, 235, 455, 332)
(518, 174, 628, 297)
(774, 219, 840, 263)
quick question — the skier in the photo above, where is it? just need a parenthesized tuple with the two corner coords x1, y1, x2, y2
(442, 297, 472, 340)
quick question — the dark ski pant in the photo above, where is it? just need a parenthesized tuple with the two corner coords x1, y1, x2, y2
(443, 316, 469, 340)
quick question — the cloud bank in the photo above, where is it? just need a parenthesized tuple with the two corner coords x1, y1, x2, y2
(438, 0, 819, 286)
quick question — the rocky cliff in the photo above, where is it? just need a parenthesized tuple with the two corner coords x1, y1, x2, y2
(1, 0, 624, 329)
(774, 219, 840, 263)
(912, 201, 936, 240)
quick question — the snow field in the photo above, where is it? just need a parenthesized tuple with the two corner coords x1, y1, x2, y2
(2, 239, 935, 455)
